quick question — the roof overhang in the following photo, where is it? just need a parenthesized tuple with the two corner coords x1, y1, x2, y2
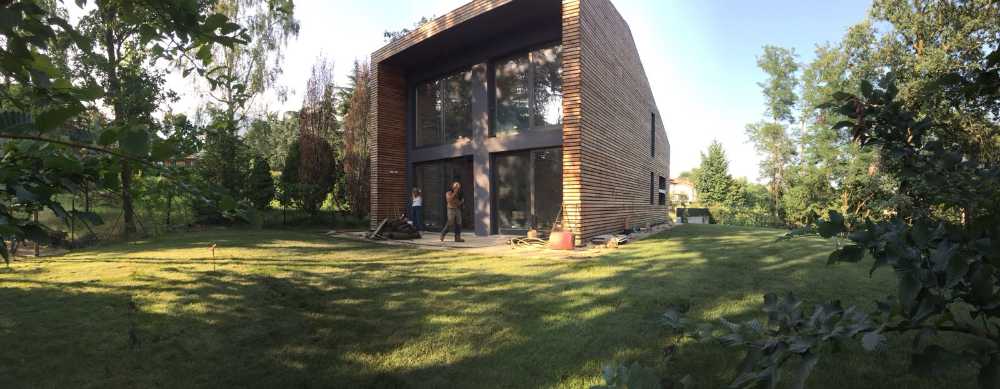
(372, 0, 562, 72)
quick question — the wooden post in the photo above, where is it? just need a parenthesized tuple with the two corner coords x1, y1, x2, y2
(70, 196, 76, 242)
(166, 193, 172, 226)
(33, 210, 39, 257)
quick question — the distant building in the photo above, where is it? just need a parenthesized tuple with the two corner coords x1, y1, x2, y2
(669, 178, 697, 205)
(163, 155, 198, 168)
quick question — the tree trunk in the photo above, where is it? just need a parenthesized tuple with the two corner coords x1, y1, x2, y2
(102, 10, 136, 240)
(33, 211, 40, 257)
(84, 183, 91, 212)
(121, 160, 136, 239)
(166, 193, 172, 226)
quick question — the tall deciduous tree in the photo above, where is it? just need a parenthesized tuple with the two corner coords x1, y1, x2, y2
(0, 0, 244, 250)
(341, 61, 370, 218)
(292, 57, 339, 217)
(863, 0, 1000, 162)
(747, 45, 799, 222)
(206, 0, 299, 126)
(244, 111, 298, 169)
(73, 0, 246, 238)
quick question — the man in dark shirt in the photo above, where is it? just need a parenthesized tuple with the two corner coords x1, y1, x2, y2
(441, 181, 465, 242)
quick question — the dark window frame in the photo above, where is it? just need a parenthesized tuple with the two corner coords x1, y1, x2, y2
(658, 176, 667, 206)
(491, 147, 563, 235)
(413, 66, 475, 149)
(649, 172, 655, 205)
(490, 42, 564, 137)
(650, 112, 656, 157)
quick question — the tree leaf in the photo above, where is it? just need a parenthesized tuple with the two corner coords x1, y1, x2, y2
(970, 265, 996, 304)
(19, 224, 50, 244)
(979, 355, 1000, 389)
(833, 120, 855, 130)
(791, 353, 819, 389)
(74, 84, 104, 100)
(13, 185, 38, 202)
(860, 80, 874, 99)
(945, 254, 970, 288)
(832, 91, 855, 101)
(898, 270, 922, 308)
(911, 345, 965, 377)
(861, 331, 885, 352)
(0, 243, 7, 265)
(118, 126, 149, 156)
(829, 245, 865, 264)
(71, 211, 103, 226)
(35, 105, 83, 132)
(0, 111, 34, 134)
(98, 127, 118, 146)
(150, 139, 176, 161)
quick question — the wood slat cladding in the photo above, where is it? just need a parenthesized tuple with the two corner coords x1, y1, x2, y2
(369, 63, 408, 228)
(561, 0, 584, 237)
(576, 0, 670, 239)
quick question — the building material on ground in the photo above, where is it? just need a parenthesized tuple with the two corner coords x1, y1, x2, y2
(368, 218, 390, 240)
(507, 237, 547, 248)
(370, 216, 421, 240)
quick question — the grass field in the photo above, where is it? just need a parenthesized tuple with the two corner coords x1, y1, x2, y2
(0, 225, 977, 388)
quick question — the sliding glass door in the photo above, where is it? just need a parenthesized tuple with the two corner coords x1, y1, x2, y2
(413, 157, 474, 231)
(493, 148, 562, 235)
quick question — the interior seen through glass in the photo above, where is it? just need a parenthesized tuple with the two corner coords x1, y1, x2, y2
(494, 148, 563, 234)
(413, 158, 474, 231)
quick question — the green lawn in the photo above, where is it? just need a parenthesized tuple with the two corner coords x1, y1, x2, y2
(0, 225, 976, 388)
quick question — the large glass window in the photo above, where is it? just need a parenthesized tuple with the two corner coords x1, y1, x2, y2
(494, 44, 562, 135)
(414, 158, 474, 230)
(415, 69, 473, 147)
(495, 153, 530, 230)
(494, 148, 563, 234)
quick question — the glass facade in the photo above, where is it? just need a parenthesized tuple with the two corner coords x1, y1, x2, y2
(413, 158, 474, 231)
(410, 42, 565, 235)
(415, 69, 473, 147)
(494, 44, 563, 135)
(494, 148, 563, 234)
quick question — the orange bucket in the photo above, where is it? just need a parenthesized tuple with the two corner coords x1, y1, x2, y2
(548, 231, 575, 250)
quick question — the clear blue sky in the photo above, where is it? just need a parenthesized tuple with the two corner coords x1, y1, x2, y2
(163, 0, 873, 182)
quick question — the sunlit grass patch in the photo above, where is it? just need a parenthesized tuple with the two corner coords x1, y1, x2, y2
(0, 225, 968, 388)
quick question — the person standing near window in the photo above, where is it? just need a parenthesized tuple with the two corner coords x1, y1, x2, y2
(411, 188, 424, 231)
(441, 181, 465, 242)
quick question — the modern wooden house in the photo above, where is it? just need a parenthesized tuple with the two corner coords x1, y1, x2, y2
(369, 0, 670, 239)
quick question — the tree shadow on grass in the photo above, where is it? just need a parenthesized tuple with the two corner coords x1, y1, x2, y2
(0, 224, 978, 388)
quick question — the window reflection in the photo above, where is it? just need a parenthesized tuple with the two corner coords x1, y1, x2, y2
(495, 55, 531, 134)
(494, 148, 563, 234)
(532, 46, 563, 127)
(415, 81, 442, 147)
(494, 44, 562, 136)
(415, 69, 473, 147)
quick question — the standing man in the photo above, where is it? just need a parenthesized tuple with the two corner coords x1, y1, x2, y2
(441, 181, 465, 242)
